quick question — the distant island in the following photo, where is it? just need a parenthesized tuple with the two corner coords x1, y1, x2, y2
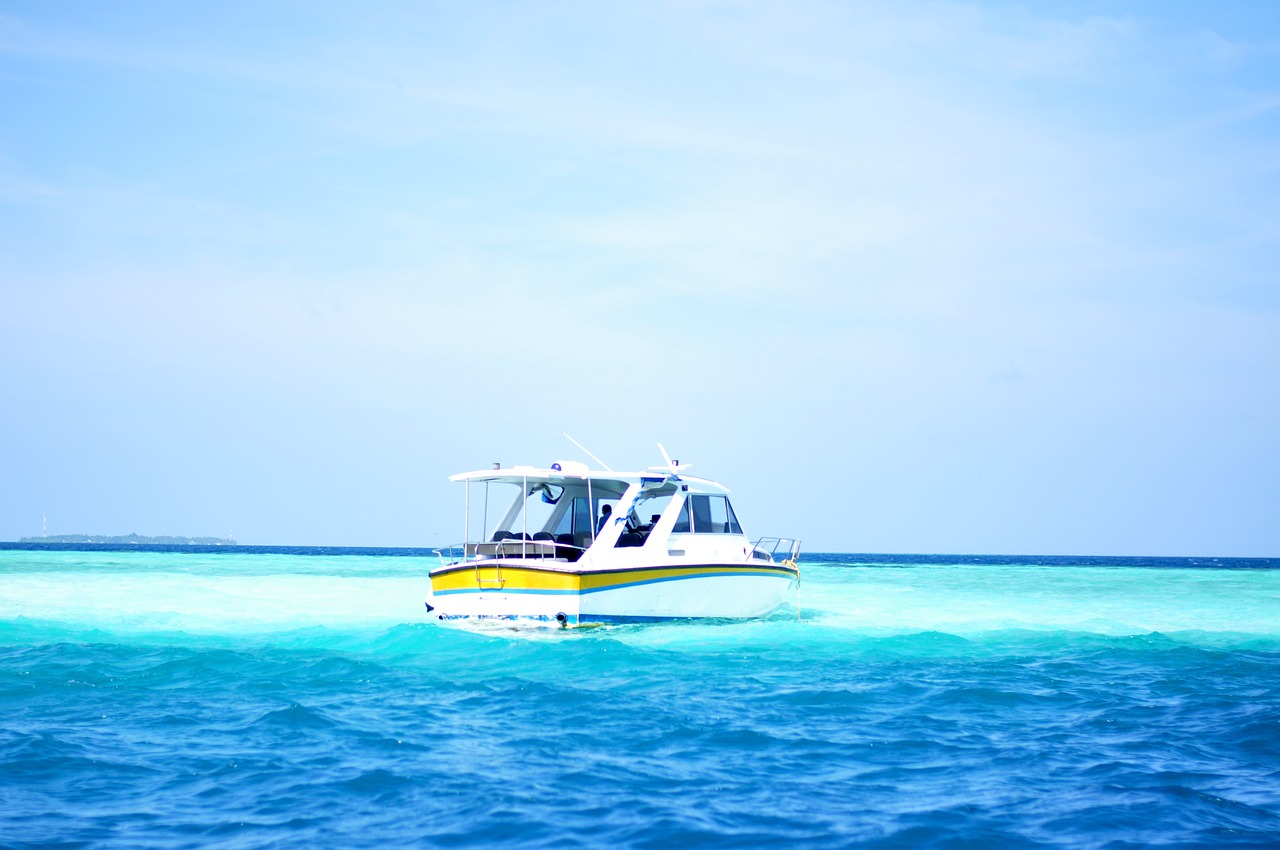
(18, 533, 238, 545)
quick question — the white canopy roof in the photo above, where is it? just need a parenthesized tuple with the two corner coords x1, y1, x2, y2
(448, 461, 730, 494)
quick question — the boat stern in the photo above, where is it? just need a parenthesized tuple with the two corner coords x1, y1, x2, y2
(426, 559, 585, 626)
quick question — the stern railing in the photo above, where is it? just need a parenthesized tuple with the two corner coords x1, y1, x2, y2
(435, 540, 587, 567)
(435, 545, 465, 568)
(751, 537, 802, 567)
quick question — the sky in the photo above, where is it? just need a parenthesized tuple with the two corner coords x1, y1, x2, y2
(1, 1, 1277, 555)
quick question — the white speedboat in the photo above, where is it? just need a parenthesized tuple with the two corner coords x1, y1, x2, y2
(425, 449, 800, 626)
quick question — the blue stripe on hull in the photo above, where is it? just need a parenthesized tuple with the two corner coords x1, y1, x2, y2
(436, 612, 702, 626)
(434, 570, 794, 597)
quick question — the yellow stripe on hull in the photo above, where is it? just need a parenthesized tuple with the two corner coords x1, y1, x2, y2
(431, 564, 582, 595)
(430, 561, 797, 596)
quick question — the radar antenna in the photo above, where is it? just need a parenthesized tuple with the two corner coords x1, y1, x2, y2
(655, 443, 692, 474)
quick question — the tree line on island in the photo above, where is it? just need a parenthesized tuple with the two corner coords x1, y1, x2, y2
(19, 533, 237, 545)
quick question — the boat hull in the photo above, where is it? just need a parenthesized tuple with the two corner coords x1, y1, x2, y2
(427, 560, 798, 625)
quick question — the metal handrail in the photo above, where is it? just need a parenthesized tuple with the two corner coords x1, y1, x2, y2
(436, 538, 587, 566)
(751, 537, 802, 565)
(434, 545, 465, 567)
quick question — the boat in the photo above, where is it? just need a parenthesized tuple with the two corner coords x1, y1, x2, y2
(425, 447, 801, 626)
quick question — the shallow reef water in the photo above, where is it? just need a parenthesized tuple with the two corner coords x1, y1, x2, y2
(2, 548, 1278, 848)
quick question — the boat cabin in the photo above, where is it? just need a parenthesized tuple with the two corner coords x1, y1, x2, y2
(447, 461, 750, 564)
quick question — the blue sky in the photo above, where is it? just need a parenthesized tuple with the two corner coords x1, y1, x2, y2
(2, 1, 1277, 554)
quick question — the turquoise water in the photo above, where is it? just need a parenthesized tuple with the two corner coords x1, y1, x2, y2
(2, 548, 1279, 848)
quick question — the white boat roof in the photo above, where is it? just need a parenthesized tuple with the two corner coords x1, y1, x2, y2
(449, 461, 730, 494)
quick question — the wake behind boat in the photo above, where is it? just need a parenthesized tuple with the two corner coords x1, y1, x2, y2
(425, 447, 800, 626)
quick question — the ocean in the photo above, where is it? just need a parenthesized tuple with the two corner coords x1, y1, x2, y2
(2, 546, 1278, 849)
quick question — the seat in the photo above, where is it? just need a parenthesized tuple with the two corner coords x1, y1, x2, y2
(551, 533, 582, 562)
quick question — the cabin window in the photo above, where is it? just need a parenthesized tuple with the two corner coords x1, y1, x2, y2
(553, 497, 593, 538)
(672, 495, 743, 534)
(520, 487, 560, 534)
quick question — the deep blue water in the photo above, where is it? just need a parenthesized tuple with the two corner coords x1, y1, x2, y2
(2, 548, 1278, 848)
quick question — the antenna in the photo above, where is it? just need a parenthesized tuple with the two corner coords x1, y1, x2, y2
(657, 443, 674, 468)
(562, 432, 613, 471)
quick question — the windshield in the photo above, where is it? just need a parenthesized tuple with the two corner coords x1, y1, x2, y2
(463, 477, 629, 545)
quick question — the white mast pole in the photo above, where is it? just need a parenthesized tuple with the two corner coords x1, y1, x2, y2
(563, 432, 613, 471)
(587, 477, 594, 543)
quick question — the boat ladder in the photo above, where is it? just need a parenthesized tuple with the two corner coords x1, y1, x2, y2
(473, 561, 506, 588)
